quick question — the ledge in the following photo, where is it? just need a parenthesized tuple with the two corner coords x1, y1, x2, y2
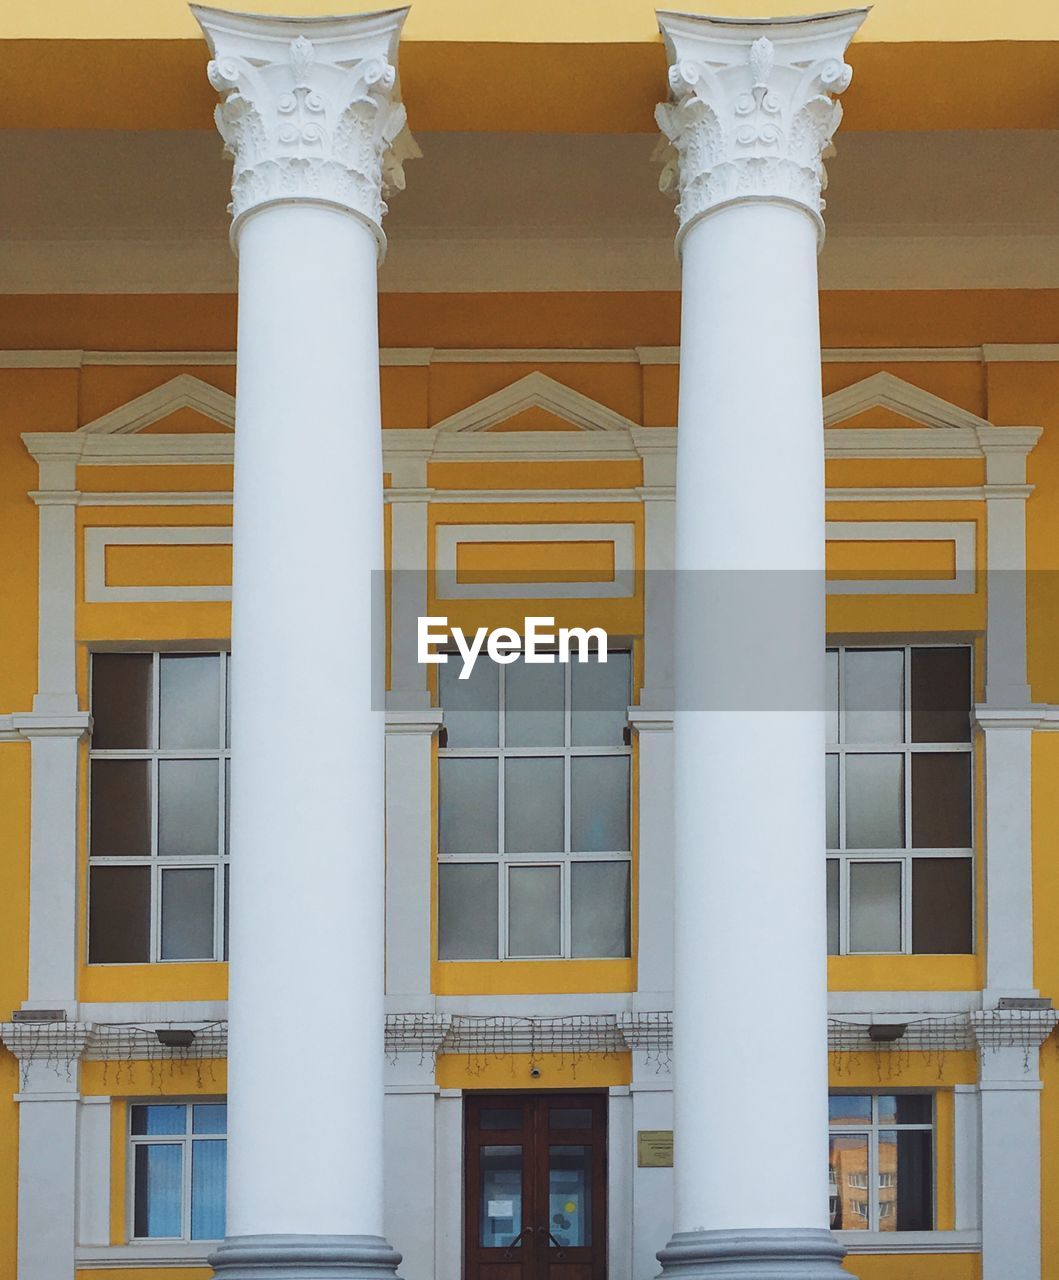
(76, 1242, 214, 1270)
(838, 1229, 980, 1255)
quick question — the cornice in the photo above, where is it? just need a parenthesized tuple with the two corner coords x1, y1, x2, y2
(0, 712, 92, 742)
(654, 9, 866, 249)
(193, 5, 418, 252)
(974, 704, 1059, 732)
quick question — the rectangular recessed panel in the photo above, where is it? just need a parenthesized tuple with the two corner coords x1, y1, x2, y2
(826, 539, 956, 582)
(455, 540, 615, 585)
(105, 542, 232, 588)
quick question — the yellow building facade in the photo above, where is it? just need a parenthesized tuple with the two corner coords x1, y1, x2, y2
(2, 4, 1059, 1280)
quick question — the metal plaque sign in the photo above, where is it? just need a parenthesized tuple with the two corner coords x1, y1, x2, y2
(637, 1130, 674, 1167)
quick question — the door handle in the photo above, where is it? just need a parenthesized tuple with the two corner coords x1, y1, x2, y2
(535, 1225, 566, 1258)
(499, 1223, 527, 1254)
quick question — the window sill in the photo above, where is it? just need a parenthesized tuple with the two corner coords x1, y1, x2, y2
(77, 1242, 217, 1269)
(837, 1229, 980, 1255)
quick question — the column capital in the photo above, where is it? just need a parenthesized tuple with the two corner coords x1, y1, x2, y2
(192, 5, 419, 254)
(654, 8, 866, 250)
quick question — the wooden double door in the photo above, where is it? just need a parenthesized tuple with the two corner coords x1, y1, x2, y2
(464, 1093, 607, 1280)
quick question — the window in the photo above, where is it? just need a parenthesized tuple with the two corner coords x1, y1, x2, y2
(89, 652, 230, 964)
(437, 652, 632, 960)
(828, 1093, 933, 1232)
(129, 1102, 227, 1240)
(826, 645, 973, 955)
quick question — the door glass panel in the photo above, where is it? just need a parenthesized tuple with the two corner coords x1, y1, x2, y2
(845, 754, 904, 849)
(480, 1146, 522, 1248)
(133, 1144, 183, 1237)
(550, 1108, 593, 1130)
(505, 658, 565, 747)
(549, 1146, 591, 1247)
(844, 649, 904, 744)
(508, 865, 561, 958)
(829, 1133, 870, 1230)
(480, 1107, 522, 1131)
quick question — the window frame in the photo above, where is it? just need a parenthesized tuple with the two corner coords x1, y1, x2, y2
(88, 649, 231, 965)
(826, 642, 974, 957)
(127, 1099, 227, 1244)
(829, 1091, 935, 1234)
(437, 652, 633, 961)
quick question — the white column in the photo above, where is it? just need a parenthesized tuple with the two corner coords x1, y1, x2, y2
(654, 11, 864, 1277)
(192, 8, 417, 1277)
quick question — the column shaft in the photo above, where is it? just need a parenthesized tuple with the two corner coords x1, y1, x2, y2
(227, 203, 386, 1237)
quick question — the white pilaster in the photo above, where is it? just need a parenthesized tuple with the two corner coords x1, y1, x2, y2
(193, 8, 416, 1277)
(654, 10, 864, 1277)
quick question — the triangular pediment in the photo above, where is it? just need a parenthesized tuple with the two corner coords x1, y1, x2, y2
(433, 372, 639, 435)
(78, 375, 235, 435)
(823, 372, 990, 433)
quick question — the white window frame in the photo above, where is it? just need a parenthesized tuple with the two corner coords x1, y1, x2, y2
(127, 1099, 227, 1243)
(437, 653, 632, 961)
(88, 649, 231, 964)
(826, 643, 974, 957)
(829, 1091, 935, 1234)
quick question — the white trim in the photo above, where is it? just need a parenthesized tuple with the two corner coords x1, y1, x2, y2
(77, 491, 233, 507)
(974, 705, 1059, 731)
(824, 520, 976, 596)
(83, 525, 232, 603)
(75, 1244, 214, 1270)
(837, 1230, 980, 1255)
(434, 522, 636, 601)
(432, 371, 640, 435)
(78, 375, 235, 436)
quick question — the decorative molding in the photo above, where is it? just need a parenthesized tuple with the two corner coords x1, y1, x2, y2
(824, 519, 976, 596)
(654, 9, 866, 247)
(0, 712, 92, 744)
(839, 1231, 980, 1256)
(192, 5, 418, 250)
(432, 371, 640, 435)
(434, 521, 636, 601)
(78, 374, 235, 436)
(824, 370, 990, 433)
(76, 1245, 214, 1271)
(974, 704, 1059, 732)
(83, 525, 232, 603)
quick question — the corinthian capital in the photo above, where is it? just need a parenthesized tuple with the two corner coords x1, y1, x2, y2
(191, 5, 419, 254)
(655, 8, 866, 250)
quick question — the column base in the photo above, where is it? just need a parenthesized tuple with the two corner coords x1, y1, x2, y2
(657, 1229, 851, 1279)
(210, 1234, 403, 1280)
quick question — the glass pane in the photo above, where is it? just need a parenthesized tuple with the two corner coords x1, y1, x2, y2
(550, 1109, 593, 1130)
(438, 759, 498, 856)
(878, 1095, 932, 1126)
(133, 1144, 183, 1237)
(131, 1104, 187, 1136)
(160, 867, 216, 960)
(440, 658, 498, 748)
(159, 654, 221, 749)
(879, 1129, 933, 1231)
(92, 653, 152, 749)
(438, 863, 498, 960)
(549, 1146, 591, 1247)
(224, 758, 230, 855)
(505, 658, 564, 747)
(825, 649, 839, 744)
(844, 649, 904, 744)
(90, 759, 150, 856)
(508, 865, 561, 957)
(223, 863, 230, 962)
(911, 753, 971, 848)
(845, 754, 904, 849)
(480, 1108, 522, 1131)
(480, 1146, 522, 1248)
(826, 859, 839, 955)
(158, 760, 219, 857)
(828, 1095, 871, 1125)
(911, 647, 971, 743)
(192, 1104, 228, 1134)
(505, 758, 564, 854)
(571, 652, 631, 747)
(191, 1139, 227, 1239)
(826, 755, 839, 848)
(912, 858, 973, 954)
(88, 865, 150, 963)
(849, 861, 902, 952)
(571, 756, 630, 852)
(829, 1133, 869, 1230)
(571, 861, 630, 958)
